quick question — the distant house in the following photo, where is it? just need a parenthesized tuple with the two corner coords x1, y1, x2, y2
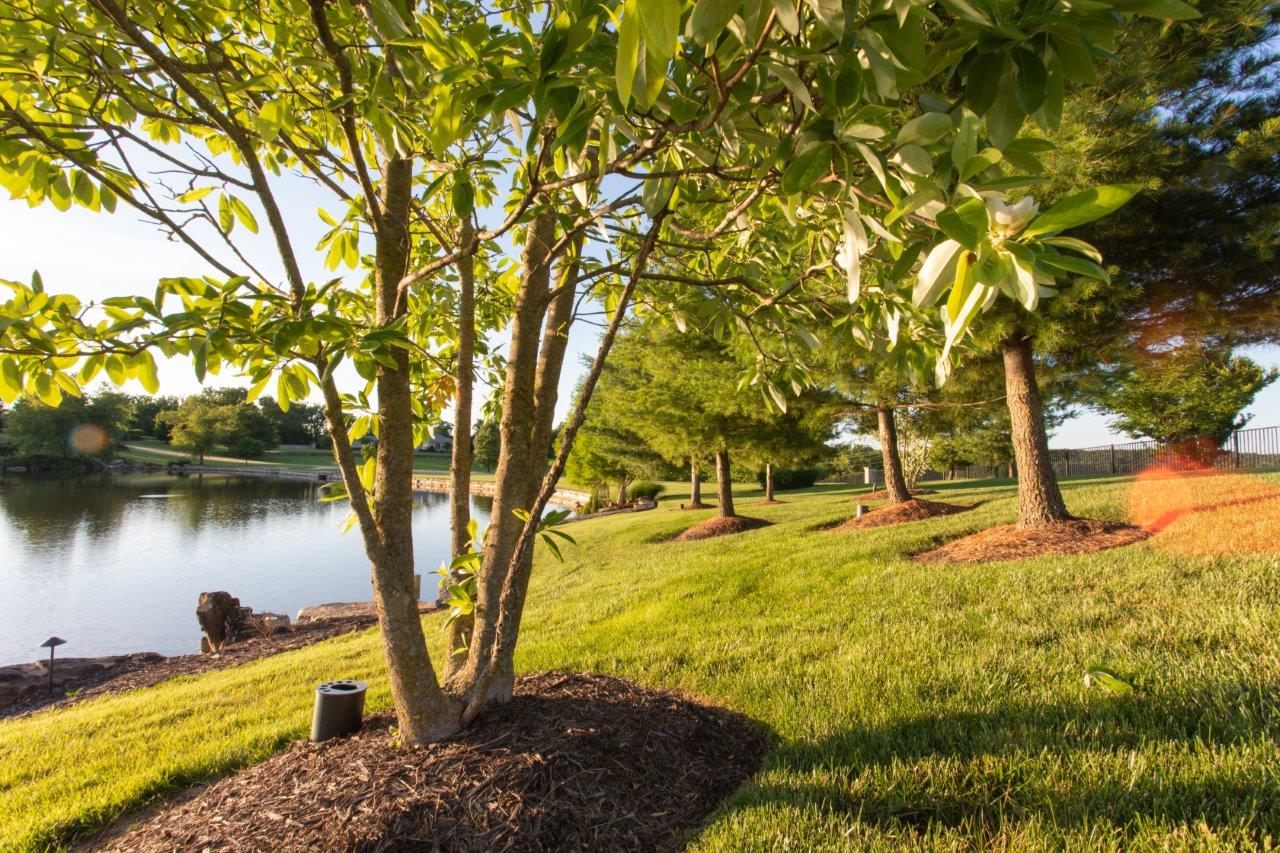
(419, 425, 453, 454)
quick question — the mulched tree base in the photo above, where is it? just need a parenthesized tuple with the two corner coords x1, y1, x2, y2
(97, 672, 766, 852)
(675, 515, 773, 541)
(914, 518, 1149, 564)
(858, 487, 937, 501)
(834, 498, 973, 531)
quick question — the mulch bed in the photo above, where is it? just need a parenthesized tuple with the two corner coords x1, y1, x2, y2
(674, 515, 773, 541)
(914, 518, 1150, 564)
(96, 672, 767, 852)
(858, 487, 937, 501)
(1, 612, 419, 721)
(834, 498, 973, 531)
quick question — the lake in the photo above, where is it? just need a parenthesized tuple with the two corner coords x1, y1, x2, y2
(0, 473, 499, 665)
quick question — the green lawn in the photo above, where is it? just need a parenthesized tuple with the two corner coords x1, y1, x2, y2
(119, 438, 488, 477)
(2, 475, 1278, 849)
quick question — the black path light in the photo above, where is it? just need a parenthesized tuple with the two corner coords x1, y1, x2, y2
(40, 636, 66, 694)
(311, 680, 369, 742)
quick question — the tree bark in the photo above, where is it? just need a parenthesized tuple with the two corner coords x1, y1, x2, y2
(367, 157, 456, 743)
(948, 462, 956, 481)
(764, 462, 775, 502)
(443, 220, 476, 681)
(1002, 332, 1070, 527)
(877, 405, 910, 504)
(617, 478, 628, 505)
(450, 212, 565, 706)
(716, 448, 736, 518)
(688, 459, 705, 508)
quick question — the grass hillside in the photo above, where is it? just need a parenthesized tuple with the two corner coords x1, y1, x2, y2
(2, 475, 1278, 849)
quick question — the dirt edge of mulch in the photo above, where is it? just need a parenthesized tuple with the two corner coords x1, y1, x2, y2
(913, 518, 1150, 564)
(1, 609, 434, 721)
(833, 498, 975, 531)
(93, 672, 769, 853)
(858, 487, 938, 501)
(674, 514, 774, 541)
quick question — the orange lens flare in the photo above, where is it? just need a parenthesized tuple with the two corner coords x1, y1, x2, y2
(1129, 459, 1280, 558)
(68, 422, 109, 456)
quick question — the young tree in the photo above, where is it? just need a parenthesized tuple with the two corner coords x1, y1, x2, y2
(1106, 342, 1277, 445)
(155, 396, 237, 463)
(471, 418, 501, 473)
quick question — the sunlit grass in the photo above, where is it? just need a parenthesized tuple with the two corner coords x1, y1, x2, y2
(2, 474, 1278, 849)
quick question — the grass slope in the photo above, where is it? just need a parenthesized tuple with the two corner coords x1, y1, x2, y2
(2, 476, 1278, 849)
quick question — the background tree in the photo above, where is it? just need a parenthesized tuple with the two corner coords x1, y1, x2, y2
(257, 397, 324, 446)
(155, 396, 238, 463)
(1106, 342, 1277, 445)
(126, 395, 181, 440)
(5, 390, 132, 461)
(471, 418, 501, 473)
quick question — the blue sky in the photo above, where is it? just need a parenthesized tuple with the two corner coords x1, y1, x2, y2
(3, 193, 1277, 448)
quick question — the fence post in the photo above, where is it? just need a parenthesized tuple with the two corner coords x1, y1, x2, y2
(1109, 445, 1116, 475)
(1233, 431, 1241, 468)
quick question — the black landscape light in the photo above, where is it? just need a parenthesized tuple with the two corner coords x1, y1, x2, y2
(40, 636, 66, 694)
(311, 680, 369, 742)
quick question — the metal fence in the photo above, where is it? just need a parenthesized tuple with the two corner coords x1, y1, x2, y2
(926, 424, 1280, 482)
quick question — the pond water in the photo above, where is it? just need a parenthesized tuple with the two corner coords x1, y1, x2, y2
(0, 474, 500, 665)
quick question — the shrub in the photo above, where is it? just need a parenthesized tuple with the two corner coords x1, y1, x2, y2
(628, 481, 665, 501)
(758, 466, 822, 491)
(227, 436, 268, 459)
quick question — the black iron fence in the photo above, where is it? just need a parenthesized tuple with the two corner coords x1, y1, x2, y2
(926, 425, 1280, 482)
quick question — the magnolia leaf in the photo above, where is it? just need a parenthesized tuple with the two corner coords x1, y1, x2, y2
(935, 196, 987, 251)
(1041, 235, 1103, 263)
(1084, 666, 1134, 693)
(913, 239, 964, 308)
(896, 112, 951, 147)
(772, 0, 800, 35)
(690, 0, 737, 45)
(1024, 184, 1143, 237)
(615, 0, 640, 105)
(781, 143, 832, 195)
(640, 0, 681, 60)
(1107, 0, 1198, 20)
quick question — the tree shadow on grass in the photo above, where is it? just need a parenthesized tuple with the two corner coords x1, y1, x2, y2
(724, 681, 1280, 842)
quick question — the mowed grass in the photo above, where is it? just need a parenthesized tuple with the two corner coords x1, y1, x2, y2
(119, 438, 485, 477)
(2, 474, 1279, 849)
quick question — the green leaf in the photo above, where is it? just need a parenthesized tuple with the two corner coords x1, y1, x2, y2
(960, 147, 1002, 181)
(913, 239, 964, 308)
(1084, 667, 1134, 694)
(1106, 0, 1198, 20)
(640, 0, 681, 60)
(771, 0, 800, 35)
(135, 352, 160, 394)
(1038, 251, 1110, 283)
(935, 197, 987, 251)
(1013, 49, 1047, 114)
(965, 52, 1004, 115)
(0, 358, 21, 403)
(806, 0, 845, 36)
(178, 187, 213, 203)
(615, 0, 640, 106)
(450, 176, 474, 218)
(896, 112, 951, 147)
(690, 0, 737, 46)
(1041, 235, 1102, 263)
(218, 194, 235, 233)
(781, 143, 832, 195)
(229, 196, 258, 234)
(1024, 184, 1142, 237)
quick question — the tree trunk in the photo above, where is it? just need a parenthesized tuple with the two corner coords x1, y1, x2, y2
(443, 220, 476, 681)
(366, 157, 456, 743)
(716, 448, 736, 518)
(450, 212, 557, 704)
(688, 459, 705, 508)
(1007, 459, 1016, 479)
(1002, 332, 1070, 527)
(948, 462, 956, 481)
(764, 462, 775, 502)
(617, 478, 628, 505)
(877, 405, 910, 504)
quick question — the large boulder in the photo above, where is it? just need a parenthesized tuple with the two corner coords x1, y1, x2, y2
(196, 591, 249, 652)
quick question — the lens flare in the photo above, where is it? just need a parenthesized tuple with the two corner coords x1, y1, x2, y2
(1129, 460, 1280, 558)
(68, 423, 110, 456)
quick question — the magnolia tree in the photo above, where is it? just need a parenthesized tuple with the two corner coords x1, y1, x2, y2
(0, 0, 1189, 742)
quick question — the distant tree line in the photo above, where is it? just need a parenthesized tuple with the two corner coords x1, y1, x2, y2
(0, 387, 326, 468)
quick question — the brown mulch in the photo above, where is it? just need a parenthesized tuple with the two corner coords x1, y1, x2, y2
(96, 672, 767, 852)
(674, 515, 773, 541)
(858, 487, 937, 501)
(1, 610, 431, 721)
(834, 498, 974, 531)
(914, 518, 1150, 564)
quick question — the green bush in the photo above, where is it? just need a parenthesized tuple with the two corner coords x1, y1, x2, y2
(758, 466, 823, 491)
(628, 481, 665, 501)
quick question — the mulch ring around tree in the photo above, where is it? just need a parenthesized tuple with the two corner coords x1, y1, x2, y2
(833, 498, 974, 531)
(95, 672, 768, 852)
(913, 518, 1150, 564)
(857, 487, 937, 501)
(674, 515, 773, 541)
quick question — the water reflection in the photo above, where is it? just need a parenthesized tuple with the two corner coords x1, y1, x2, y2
(0, 474, 499, 664)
